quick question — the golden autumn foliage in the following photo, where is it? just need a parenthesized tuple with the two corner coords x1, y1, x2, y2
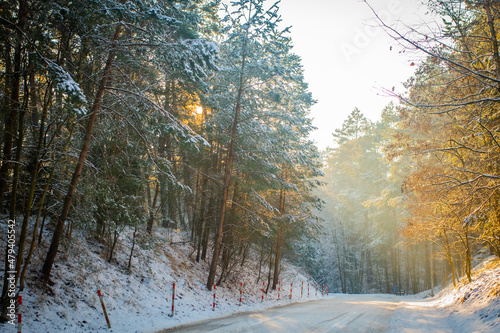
(391, 0, 500, 284)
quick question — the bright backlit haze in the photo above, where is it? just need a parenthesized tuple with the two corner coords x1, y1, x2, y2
(276, 0, 431, 150)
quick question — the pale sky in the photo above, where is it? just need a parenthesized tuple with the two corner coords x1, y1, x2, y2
(277, 0, 433, 150)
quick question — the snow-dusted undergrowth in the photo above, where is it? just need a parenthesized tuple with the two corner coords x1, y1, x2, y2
(438, 259, 500, 332)
(4, 221, 500, 333)
(387, 258, 500, 333)
(4, 227, 319, 333)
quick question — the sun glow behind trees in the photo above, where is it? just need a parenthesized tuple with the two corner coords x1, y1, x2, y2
(309, 0, 500, 294)
(0, 0, 322, 317)
(2, 1, 500, 319)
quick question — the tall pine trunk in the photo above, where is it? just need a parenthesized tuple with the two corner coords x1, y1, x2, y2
(272, 188, 286, 290)
(41, 25, 122, 282)
(206, 40, 248, 290)
(146, 182, 160, 233)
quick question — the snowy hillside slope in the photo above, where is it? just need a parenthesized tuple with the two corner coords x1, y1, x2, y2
(1, 227, 320, 333)
(387, 258, 500, 333)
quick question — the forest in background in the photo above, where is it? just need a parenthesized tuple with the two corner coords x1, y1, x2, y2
(2, 0, 500, 323)
(0, 0, 323, 321)
(301, 0, 500, 296)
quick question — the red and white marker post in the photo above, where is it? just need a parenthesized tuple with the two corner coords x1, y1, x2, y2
(97, 290, 111, 328)
(239, 282, 243, 306)
(213, 284, 216, 311)
(301, 281, 303, 298)
(261, 281, 265, 302)
(168, 282, 175, 317)
(308, 282, 310, 297)
(278, 281, 281, 300)
(315, 284, 318, 297)
(290, 283, 293, 299)
(17, 292, 22, 333)
(327, 285, 329, 295)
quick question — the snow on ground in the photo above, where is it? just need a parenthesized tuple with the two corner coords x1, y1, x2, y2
(387, 258, 500, 333)
(3, 220, 500, 333)
(1, 226, 322, 333)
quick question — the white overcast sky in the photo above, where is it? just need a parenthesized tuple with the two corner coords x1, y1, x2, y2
(220, 0, 434, 150)
(276, 0, 433, 150)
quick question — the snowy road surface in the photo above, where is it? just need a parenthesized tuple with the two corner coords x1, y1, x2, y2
(158, 294, 399, 332)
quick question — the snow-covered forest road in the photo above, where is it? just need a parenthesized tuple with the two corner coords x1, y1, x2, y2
(157, 294, 399, 333)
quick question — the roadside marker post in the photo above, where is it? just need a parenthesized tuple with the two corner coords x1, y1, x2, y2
(290, 283, 293, 299)
(17, 292, 22, 333)
(315, 284, 317, 296)
(308, 282, 310, 297)
(301, 281, 303, 298)
(168, 282, 175, 317)
(239, 282, 243, 306)
(278, 281, 281, 300)
(97, 290, 111, 328)
(261, 282, 265, 302)
(213, 284, 216, 311)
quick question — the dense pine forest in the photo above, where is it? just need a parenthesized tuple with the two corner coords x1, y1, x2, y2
(2, 0, 500, 327)
(307, 0, 500, 295)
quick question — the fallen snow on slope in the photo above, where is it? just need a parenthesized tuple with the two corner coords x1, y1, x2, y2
(387, 258, 500, 333)
(2, 227, 321, 333)
(3, 223, 500, 333)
